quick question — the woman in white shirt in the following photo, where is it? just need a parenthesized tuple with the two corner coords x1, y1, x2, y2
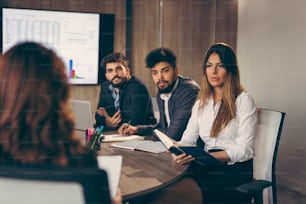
(173, 42, 258, 204)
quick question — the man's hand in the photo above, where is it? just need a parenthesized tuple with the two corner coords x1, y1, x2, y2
(105, 111, 122, 128)
(97, 107, 122, 128)
(96, 107, 108, 117)
(118, 123, 138, 135)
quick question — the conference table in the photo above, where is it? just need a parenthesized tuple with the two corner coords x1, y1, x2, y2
(96, 137, 189, 201)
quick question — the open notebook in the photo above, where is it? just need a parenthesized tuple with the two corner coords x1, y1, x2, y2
(70, 99, 95, 131)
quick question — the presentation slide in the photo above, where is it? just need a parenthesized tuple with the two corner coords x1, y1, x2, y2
(2, 8, 100, 84)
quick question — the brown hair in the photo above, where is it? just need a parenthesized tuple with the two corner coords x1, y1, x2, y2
(198, 42, 245, 137)
(0, 42, 88, 166)
(100, 52, 129, 71)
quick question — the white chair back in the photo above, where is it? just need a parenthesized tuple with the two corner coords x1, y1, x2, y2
(0, 178, 85, 204)
(0, 166, 111, 204)
(253, 109, 285, 204)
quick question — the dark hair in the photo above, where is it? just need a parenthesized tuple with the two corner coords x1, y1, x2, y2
(0, 42, 87, 166)
(145, 47, 177, 68)
(100, 52, 129, 71)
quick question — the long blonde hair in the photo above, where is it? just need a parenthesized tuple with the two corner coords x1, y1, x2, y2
(198, 42, 245, 137)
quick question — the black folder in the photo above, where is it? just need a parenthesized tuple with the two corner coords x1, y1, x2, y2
(153, 129, 225, 166)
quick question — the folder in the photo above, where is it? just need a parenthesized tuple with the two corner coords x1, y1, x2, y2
(153, 129, 225, 166)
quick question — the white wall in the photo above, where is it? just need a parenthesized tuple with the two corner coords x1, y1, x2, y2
(237, 0, 306, 194)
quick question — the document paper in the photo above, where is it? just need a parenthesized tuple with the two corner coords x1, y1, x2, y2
(97, 155, 122, 198)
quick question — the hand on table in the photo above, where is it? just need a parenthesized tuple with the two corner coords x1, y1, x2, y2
(112, 188, 122, 204)
(118, 123, 138, 136)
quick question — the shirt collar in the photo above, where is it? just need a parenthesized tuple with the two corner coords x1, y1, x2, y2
(108, 84, 119, 94)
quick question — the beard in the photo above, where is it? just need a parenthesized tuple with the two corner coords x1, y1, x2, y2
(157, 79, 176, 94)
(111, 76, 128, 88)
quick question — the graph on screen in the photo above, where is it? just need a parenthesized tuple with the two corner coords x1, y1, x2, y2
(1, 8, 114, 85)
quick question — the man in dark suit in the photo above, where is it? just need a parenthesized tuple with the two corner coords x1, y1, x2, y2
(119, 48, 199, 140)
(95, 52, 156, 130)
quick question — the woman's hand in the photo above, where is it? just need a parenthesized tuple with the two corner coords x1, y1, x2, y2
(171, 153, 195, 165)
(112, 188, 122, 204)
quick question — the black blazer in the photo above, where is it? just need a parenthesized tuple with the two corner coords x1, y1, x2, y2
(95, 76, 156, 129)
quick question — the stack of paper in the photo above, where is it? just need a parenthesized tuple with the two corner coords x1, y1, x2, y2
(110, 140, 167, 153)
(101, 134, 144, 142)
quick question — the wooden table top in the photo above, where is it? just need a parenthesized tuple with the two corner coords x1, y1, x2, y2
(97, 141, 188, 200)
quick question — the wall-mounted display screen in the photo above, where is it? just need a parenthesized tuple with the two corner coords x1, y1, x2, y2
(1, 7, 114, 85)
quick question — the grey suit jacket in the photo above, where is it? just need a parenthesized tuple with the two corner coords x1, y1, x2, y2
(138, 76, 199, 140)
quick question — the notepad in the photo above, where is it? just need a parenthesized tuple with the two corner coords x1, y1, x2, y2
(153, 129, 225, 166)
(97, 155, 122, 198)
(101, 134, 144, 142)
(110, 139, 167, 153)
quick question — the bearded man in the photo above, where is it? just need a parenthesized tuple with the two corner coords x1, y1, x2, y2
(95, 52, 156, 130)
(119, 48, 199, 140)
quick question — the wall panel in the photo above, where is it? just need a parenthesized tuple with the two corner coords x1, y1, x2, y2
(162, 0, 212, 84)
(129, 0, 237, 95)
(129, 0, 161, 95)
(215, 0, 237, 49)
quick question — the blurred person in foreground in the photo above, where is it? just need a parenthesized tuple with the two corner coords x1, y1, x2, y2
(0, 42, 121, 204)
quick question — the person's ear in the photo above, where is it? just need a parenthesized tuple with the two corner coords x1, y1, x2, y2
(126, 67, 132, 77)
(105, 72, 111, 81)
(174, 66, 180, 76)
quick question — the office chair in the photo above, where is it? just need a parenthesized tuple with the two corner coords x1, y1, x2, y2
(236, 108, 286, 204)
(0, 165, 112, 204)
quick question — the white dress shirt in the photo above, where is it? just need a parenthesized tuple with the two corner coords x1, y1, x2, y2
(180, 92, 258, 164)
(160, 79, 179, 127)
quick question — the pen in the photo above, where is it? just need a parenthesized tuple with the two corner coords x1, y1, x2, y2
(123, 120, 131, 135)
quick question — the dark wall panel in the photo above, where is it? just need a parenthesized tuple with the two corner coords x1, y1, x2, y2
(128, 0, 238, 94)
